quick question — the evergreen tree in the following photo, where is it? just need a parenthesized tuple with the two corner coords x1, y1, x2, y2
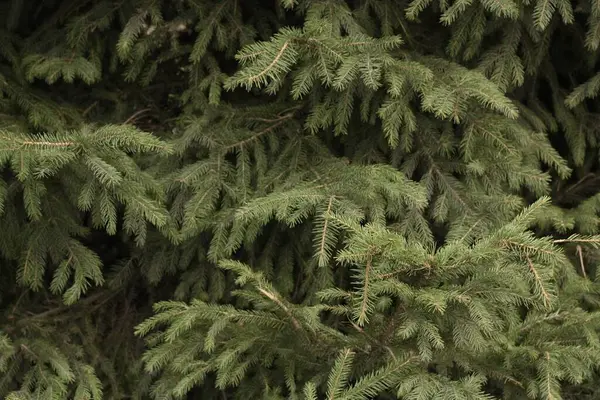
(3, 0, 600, 399)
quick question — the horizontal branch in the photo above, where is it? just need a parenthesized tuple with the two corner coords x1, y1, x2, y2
(22, 140, 74, 147)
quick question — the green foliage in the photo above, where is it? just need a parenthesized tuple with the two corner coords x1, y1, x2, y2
(2, 0, 600, 399)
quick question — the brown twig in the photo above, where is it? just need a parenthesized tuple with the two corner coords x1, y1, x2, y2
(123, 108, 151, 125)
(576, 245, 587, 279)
(15, 290, 120, 327)
(82, 101, 98, 117)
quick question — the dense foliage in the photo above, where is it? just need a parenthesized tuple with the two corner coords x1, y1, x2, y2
(3, 0, 600, 398)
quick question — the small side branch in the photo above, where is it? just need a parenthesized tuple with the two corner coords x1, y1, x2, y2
(22, 140, 73, 147)
(247, 41, 290, 84)
(525, 255, 551, 308)
(225, 113, 295, 150)
(358, 251, 374, 326)
(123, 108, 151, 125)
(350, 321, 397, 362)
(576, 245, 587, 279)
(258, 287, 301, 330)
(553, 238, 600, 245)
(0, 134, 74, 148)
(317, 196, 335, 264)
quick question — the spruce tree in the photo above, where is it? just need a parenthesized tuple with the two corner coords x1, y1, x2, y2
(3, 0, 600, 399)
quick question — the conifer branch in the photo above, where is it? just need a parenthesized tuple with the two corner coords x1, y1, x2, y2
(21, 140, 74, 147)
(225, 112, 295, 151)
(317, 196, 335, 266)
(327, 348, 354, 400)
(525, 255, 551, 308)
(0, 134, 74, 149)
(257, 287, 301, 330)
(357, 250, 375, 326)
(502, 240, 557, 256)
(350, 321, 397, 361)
(4, 0, 600, 397)
(14, 290, 119, 326)
(247, 41, 290, 84)
(249, 106, 302, 122)
(81, 101, 98, 116)
(123, 108, 151, 125)
(553, 238, 600, 245)
(544, 352, 555, 400)
(576, 245, 586, 278)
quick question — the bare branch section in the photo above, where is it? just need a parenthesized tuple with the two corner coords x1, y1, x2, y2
(123, 108, 151, 125)
(577, 245, 587, 278)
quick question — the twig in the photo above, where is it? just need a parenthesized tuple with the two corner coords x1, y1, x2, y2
(503, 240, 556, 256)
(562, 173, 595, 196)
(576, 245, 587, 279)
(15, 290, 120, 326)
(11, 290, 28, 314)
(82, 101, 98, 117)
(525, 255, 551, 308)
(553, 238, 600, 244)
(22, 140, 73, 147)
(317, 196, 335, 265)
(225, 114, 293, 150)
(544, 352, 553, 399)
(123, 108, 151, 125)
(358, 251, 374, 326)
(258, 287, 301, 330)
(247, 41, 290, 84)
(249, 106, 301, 122)
(350, 321, 397, 362)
